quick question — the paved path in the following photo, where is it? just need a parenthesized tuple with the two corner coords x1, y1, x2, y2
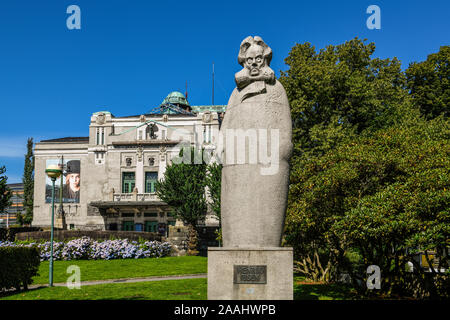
(29, 273, 207, 289)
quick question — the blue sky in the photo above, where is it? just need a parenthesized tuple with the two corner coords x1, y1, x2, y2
(0, 0, 449, 183)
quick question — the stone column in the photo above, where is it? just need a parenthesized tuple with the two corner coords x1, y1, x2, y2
(158, 146, 167, 179)
(136, 147, 144, 193)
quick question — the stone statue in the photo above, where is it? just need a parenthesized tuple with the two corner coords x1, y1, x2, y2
(219, 36, 293, 248)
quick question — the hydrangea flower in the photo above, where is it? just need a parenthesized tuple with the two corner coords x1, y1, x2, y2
(0, 237, 172, 261)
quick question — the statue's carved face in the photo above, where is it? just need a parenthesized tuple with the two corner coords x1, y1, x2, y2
(244, 45, 265, 76)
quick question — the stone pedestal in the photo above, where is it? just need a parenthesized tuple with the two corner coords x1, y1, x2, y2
(207, 247, 293, 300)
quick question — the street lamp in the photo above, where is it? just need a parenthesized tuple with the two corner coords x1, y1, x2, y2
(45, 164, 62, 287)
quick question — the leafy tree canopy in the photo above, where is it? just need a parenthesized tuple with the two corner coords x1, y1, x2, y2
(279, 37, 418, 159)
(155, 146, 207, 227)
(406, 46, 450, 120)
(155, 146, 208, 255)
(281, 39, 449, 297)
(0, 166, 12, 214)
(205, 162, 222, 222)
(285, 116, 450, 296)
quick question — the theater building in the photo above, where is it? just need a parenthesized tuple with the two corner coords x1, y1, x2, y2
(32, 92, 224, 235)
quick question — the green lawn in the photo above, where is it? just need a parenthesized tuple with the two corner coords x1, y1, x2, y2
(2, 277, 357, 300)
(1, 278, 207, 300)
(31, 256, 207, 285)
(293, 276, 358, 300)
(1, 258, 360, 300)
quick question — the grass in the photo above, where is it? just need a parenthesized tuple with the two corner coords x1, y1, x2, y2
(293, 276, 359, 300)
(31, 256, 207, 285)
(1, 278, 207, 300)
(1, 258, 360, 300)
(1, 276, 358, 300)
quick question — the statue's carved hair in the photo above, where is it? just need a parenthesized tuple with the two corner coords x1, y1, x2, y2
(238, 36, 272, 67)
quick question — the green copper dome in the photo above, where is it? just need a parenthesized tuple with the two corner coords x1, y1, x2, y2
(160, 91, 190, 107)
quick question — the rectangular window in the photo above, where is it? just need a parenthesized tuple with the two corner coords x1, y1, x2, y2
(145, 172, 158, 193)
(121, 212, 134, 218)
(144, 212, 157, 217)
(145, 221, 158, 232)
(101, 128, 105, 145)
(96, 129, 100, 145)
(122, 221, 134, 231)
(122, 172, 135, 193)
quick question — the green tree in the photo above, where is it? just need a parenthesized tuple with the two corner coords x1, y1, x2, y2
(286, 116, 450, 297)
(18, 138, 34, 226)
(0, 166, 12, 216)
(279, 37, 416, 159)
(155, 146, 207, 255)
(406, 46, 450, 120)
(205, 162, 222, 244)
(205, 162, 222, 221)
(280, 38, 418, 282)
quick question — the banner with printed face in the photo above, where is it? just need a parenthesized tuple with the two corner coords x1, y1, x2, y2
(45, 159, 80, 203)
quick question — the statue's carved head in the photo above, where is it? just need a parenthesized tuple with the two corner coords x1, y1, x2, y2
(235, 36, 275, 89)
(238, 36, 272, 73)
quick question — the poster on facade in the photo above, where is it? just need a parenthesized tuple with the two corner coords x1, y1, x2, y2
(45, 159, 80, 203)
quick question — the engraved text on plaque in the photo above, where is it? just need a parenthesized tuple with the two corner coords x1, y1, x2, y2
(233, 265, 267, 284)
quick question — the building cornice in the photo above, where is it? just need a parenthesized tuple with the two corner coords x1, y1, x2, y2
(111, 140, 180, 146)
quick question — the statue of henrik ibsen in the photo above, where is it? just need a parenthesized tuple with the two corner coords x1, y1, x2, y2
(218, 36, 293, 248)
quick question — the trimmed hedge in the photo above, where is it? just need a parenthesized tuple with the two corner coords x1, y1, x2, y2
(0, 227, 43, 242)
(15, 230, 162, 242)
(0, 229, 7, 242)
(0, 246, 40, 291)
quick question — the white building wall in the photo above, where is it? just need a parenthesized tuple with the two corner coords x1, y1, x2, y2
(32, 110, 222, 230)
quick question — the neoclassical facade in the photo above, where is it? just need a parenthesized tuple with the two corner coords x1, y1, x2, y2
(32, 92, 224, 235)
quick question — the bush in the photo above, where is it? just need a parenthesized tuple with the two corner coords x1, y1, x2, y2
(0, 227, 43, 242)
(286, 116, 450, 298)
(0, 229, 7, 242)
(15, 230, 162, 242)
(0, 246, 40, 291)
(0, 237, 172, 261)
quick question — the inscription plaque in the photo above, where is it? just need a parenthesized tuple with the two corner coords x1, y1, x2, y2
(233, 265, 267, 284)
